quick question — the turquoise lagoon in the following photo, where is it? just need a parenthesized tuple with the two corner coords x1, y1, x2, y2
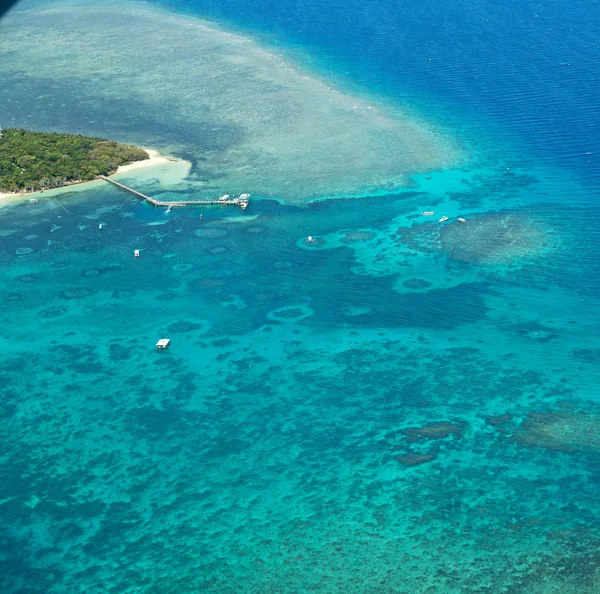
(1, 0, 600, 593)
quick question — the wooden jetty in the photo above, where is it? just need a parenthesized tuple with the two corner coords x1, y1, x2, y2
(98, 176, 249, 209)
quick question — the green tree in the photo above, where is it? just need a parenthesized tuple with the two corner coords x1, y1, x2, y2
(0, 128, 149, 192)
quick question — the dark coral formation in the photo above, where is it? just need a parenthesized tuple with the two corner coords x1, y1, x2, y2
(396, 452, 436, 466)
(99, 265, 123, 274)
(37, 305, 68, 319)
(571, 348, 600, 363)
(167, 320, 205, 333)
(17, 274, 38, 283)
(402, 421, 466, 443)
(396, 224, 440, 254)
(485, 414, 513, 427)
(108, 342, 133, 362)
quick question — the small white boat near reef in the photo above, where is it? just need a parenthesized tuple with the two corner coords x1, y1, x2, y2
(458, 217, 467, 224)
(238, 193, 250, 209)
(421, 211, 435, 216)
(438, 216, 449, 223)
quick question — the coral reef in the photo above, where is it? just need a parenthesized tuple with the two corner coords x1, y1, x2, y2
(339, 230, 376, 244)
(397, 210, 558, 268)
(440, 212, 555, 265)
(396, 452, 437, 466)
(485, 414, 513, 427)
(402, 421, 466, 443)
(516, 409, 600, 454)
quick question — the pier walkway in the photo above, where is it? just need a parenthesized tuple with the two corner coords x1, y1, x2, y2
(98, 176, 249, 209)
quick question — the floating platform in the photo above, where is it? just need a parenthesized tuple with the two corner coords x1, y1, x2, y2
(99, 176, 249, 209)
(156, 338, 171, 350)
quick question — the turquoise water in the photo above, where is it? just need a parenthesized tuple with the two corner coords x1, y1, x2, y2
(1, 1, 600, 593)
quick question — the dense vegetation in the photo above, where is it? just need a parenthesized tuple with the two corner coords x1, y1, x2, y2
(0, 128, 148, 193)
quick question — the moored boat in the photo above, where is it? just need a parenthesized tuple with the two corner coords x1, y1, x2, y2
(238, 193, 250, 209)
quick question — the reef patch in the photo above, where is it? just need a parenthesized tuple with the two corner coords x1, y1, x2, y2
(402, 421, 466, 443)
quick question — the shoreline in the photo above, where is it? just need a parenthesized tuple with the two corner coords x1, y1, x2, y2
(0, 148, 173, 202)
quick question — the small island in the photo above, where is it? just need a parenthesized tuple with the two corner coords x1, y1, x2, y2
(0, 128, 150, 194)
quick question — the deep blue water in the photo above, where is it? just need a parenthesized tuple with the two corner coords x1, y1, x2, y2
(166, 0, 600, 184)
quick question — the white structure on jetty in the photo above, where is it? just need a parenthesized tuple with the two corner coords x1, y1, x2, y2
(99, 176, 250, 209)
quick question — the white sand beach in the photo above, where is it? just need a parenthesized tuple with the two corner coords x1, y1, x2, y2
(0, 148, 175, 203)
(116, 148, 171, 173)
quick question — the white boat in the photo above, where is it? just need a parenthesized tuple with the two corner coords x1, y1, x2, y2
(438, 216, 449, 223)
(421, 211, 435, 216)
(238, 193, 250, 209)
(458, 217, 467, 224)
(218, 194, 230, 201)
